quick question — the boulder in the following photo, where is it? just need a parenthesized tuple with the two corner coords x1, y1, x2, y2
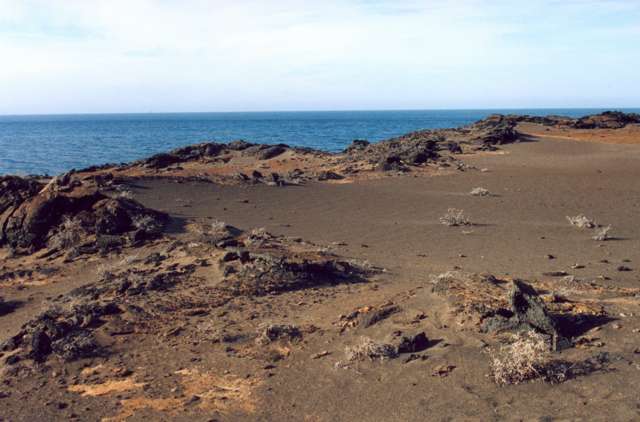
(257, 145, 288, 160)
(0, 181, 167, 254)
(377, 156, 408, 172)
(393, 332, 429, 354)
(508, 279, 559, 337)
(482, 279, 562, 349)
(343, 139, 370, 153)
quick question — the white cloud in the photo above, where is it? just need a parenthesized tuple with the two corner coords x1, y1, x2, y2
(0, 0, 638, 113)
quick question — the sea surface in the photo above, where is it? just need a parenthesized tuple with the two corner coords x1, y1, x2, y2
(1, 108, 638, 176)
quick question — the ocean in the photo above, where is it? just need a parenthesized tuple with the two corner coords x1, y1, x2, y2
(1, 108, 637, 176)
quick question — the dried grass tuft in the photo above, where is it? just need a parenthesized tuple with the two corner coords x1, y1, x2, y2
(470, 187, 490, 197)
(345, 337, 398, 361)
(566, 214, 596, 229)
(440, 208, 471, 227)
(490, 331, 551, 385)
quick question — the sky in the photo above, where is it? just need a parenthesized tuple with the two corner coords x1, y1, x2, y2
(0, 0, 639, 114)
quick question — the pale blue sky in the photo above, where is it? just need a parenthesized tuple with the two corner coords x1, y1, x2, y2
(1, 0, 639, 114)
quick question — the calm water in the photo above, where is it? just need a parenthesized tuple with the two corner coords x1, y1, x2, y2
(1, 109, 637, 176)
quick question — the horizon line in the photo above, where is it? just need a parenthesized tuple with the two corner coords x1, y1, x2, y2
(1, 106, 639, 118)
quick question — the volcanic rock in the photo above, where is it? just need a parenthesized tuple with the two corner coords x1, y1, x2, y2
(0, 177, 167, 254)
(573, 111, 640, 129)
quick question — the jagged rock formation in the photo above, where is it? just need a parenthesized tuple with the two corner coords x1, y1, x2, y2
(0, 175, 167, 255)
(572, 111, 640, 129)
(136, 141, 322, 170)
(502, 111, 640, 129)
(431, 272, 605, 350)
(341, 114, 521, 170)
(63, 114, 525, 187)
(1, 225, 377, 368)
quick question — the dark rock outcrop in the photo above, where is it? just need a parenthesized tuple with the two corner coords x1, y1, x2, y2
(222, 253, 372, 296)
(257, 144, 288, 160)
(216, 230, 378, 297)
(141, 143, 226, 169)
(573, 111, 640, 129)
(0, 176, 167, 254)
(508, 280, 559, 336)
(1, 265, 194, 365)
(342, 114, 522, 172)
(500, 111, 640, 129)
(483, 280, 563, 349)
(394, 332, 429, 354)
(316, 171, 344, 181)
(2, 301, 120, 363)
(343, 139, 371, 153)
(0, 176, 43, 216)
(346, 137, 441, 171)
(136, 141, 315, 170)
(467, 114, 519, 145)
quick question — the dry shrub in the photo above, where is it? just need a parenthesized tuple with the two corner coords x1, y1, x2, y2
(132, 214, 161, 234)
(490, 331, 551, 385)
(566, 214, 614, 241)
(440, 208, 471, 227)
(245, 227, 272, 246)
(48, 217, 84, 250)
(255, 323, 301, 346)
(592, 225, 612, 241)
(193, 219, 230, 237)
(566, 214, 596, 229)
(345, 337, 398, 361)
(470, 187, 490, 197)
(116, 190, 134, 200)
(211, 219, 228, 232)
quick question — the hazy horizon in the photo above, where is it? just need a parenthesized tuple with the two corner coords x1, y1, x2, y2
(2, 0, 639, 115)
(2, 106, 640, 118)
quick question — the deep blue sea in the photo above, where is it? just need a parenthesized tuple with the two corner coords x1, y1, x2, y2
(1, 108, 638, 176)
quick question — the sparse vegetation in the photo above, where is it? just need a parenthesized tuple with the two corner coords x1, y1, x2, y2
(490, 331, 551, 385)
(566, 214, 596, 229)
(470, 187, 490, 197)
(592, 225, 612, 241)
(48, 217, 84, 250)
(132, 214, 162, 234)
(245, 227, 272, 246)
(566, 214, 613, 241)
(116, 189, 134, 200)
(211, 219, 228, 232)
(255, 323, 301, 345)
(440, 208, 471, 226)
(345, 337, 398, 361)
